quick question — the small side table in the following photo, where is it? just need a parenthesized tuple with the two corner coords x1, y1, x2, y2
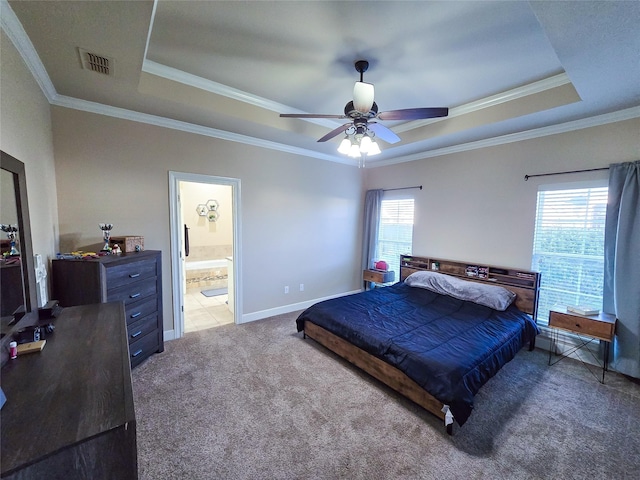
(363, 269, 395, 289)
(548, 306, 616, 383)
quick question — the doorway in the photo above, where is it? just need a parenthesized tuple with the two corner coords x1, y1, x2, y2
(169, 172, 242, 339)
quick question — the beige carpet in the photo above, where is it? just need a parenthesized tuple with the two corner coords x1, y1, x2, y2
(132, 312, 640, 479)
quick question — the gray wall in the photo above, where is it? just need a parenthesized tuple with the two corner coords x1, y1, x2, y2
(51, 107, 364, 331)
(364, 118, 640, 270)
(0, 31, 59, 283)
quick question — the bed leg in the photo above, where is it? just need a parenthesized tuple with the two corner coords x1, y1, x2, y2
(446, 423, 453, 436)
(529, 337, 536, 351)
(303, 332, 306, 340)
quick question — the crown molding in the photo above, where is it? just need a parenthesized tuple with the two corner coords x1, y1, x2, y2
(0, 0, 56, 101)
(394, 73, 573, 133)
(142, 60, 338, 130)
(142, 0, 159, 64)
(369, 106, 640, 168)
(50, 94, 349, 165)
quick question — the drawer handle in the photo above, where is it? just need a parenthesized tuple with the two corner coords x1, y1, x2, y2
(575, 323, 581, 328)
(130, 293, 141, 299)
(130, 312, 142, 319)
(129, 273, 141, 278)
(131, 330, 142, 338)
(132, 349, 143, 357)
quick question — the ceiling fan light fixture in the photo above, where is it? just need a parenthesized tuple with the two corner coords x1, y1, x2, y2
(280, 59, 449, 155)
(348, 144, 361, 158)
(368, 140, 381, 156)
(353, 82, 375, 114)
(338, 136, 351, 154)
(359, 134, 372, 153)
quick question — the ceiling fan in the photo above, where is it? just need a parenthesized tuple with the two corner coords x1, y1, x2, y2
(280, 60, 449, 150)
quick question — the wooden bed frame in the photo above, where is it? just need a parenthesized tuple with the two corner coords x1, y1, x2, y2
(301, 255, 540, 434)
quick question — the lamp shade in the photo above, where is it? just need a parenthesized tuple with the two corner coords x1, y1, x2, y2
(338, 137, 351, 154)
(368, 140, 381, 156)
(359, 135, 372, 153)
(353, 82, 374, 113)
(348, 144, 361, 158)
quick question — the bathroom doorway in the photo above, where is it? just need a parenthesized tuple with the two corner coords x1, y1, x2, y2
(169, 172, 242, 339)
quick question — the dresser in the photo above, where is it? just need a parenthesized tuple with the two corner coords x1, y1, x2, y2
(52, 250, 163, 368)
(1, 303, 138, 479)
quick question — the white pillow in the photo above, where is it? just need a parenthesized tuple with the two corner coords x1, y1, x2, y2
(405, 270, 516, 311)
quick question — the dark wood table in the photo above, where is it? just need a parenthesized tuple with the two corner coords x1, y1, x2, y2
(1, 302, 137, 479)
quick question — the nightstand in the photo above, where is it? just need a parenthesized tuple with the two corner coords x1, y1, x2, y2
(548, 306, 616, 383)
(363, 269, 395, 288)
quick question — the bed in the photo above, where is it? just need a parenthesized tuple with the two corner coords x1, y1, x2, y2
(296, 255, 540, 433)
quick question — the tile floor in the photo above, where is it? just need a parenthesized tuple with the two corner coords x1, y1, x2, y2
(184, 286, 234, 333)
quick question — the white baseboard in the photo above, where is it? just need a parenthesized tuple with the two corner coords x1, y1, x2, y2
(163, 329, 176, 341)
(239, 289, 362, 324)
(163, 289, 362, 340)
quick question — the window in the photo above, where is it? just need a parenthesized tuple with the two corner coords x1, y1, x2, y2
(531, 184, 608, 325)
(377, 196, 415, 277)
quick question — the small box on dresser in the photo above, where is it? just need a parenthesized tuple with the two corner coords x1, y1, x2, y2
(109, 235, 144, 253)
(52, 250, 163, 368)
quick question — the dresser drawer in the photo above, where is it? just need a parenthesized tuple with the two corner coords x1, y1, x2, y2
(107, 277, 157, 306)
(106, 259, 158, 287)
(129, 330, 160, 369)
(549, 311, 614, 341)
(127, 314, 158, 345)
(124, 297, 158, 325)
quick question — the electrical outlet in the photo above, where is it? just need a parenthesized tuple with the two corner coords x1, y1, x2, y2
(284, 285, 289, 294)
(299, 283, 304, 291)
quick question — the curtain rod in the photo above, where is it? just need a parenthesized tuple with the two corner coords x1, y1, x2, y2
(383, 185, 423, 192)
(524, 167, 608, 181)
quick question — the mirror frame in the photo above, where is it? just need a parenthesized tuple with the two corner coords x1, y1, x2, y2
(1, 150, 38, 366)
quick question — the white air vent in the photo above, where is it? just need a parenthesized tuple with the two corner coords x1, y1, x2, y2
(78, 48, 114, 76)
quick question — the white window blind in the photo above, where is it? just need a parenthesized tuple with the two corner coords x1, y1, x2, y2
(531, 185, 608, 324)
(377, 198, 415, 277)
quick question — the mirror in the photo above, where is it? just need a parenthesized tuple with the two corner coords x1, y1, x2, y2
(1, 169, 23, 316)
(1, 151, 38, 366)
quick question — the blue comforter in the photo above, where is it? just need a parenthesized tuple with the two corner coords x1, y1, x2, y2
(296, 282, 539, 426)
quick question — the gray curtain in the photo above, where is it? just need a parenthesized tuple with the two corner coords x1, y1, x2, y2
(362, 189, 383, 280)
(603, 160, 640, 379)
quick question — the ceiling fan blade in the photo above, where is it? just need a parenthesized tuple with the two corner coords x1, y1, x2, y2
(280, 113, 346, 119)
(353, 82, 374, 113)
(377, 107, 449, 121)
(368, 123, 401, 144)
(317, 123, 352, 142)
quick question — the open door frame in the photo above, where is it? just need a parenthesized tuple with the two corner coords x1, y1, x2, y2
(169, 171, 242, 339)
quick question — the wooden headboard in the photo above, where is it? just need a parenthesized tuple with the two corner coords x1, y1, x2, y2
(399, 255, 541, 318)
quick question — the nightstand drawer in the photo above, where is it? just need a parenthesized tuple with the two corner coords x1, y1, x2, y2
(549, 311, 615, 341)
(363, 269, 395, 284)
